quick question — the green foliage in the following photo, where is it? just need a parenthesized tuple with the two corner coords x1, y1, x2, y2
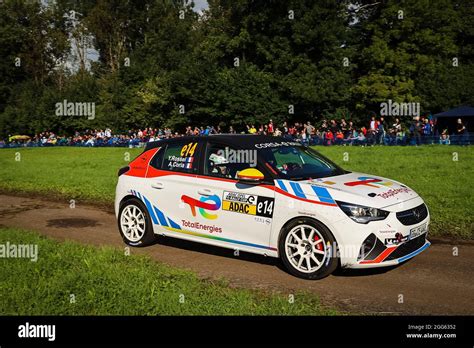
(0, 0, 473, 136)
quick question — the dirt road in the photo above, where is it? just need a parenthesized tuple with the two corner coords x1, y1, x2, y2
(0, 194, 472, 315)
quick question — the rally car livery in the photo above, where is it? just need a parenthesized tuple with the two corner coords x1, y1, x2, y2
(115, 135, 430, 279)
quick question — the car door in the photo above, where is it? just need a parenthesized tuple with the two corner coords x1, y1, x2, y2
(144, 138, 203, 237)
(189, 139, 276, 254)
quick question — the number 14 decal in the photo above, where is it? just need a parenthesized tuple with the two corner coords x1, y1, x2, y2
(181, 142, 197, 157)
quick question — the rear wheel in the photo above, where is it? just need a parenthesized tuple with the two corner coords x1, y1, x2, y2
(118, 198, 156, 247)
(279, 218, 338, 280)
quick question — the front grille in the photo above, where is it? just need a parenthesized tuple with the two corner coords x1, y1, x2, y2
(396, 203, 428, 226)
(386, 234, 426, 260)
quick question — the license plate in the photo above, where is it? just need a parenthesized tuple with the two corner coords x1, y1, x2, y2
(410, 223, 428, 240)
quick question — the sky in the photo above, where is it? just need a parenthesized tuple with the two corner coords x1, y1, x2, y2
(192, 0, 209, 14)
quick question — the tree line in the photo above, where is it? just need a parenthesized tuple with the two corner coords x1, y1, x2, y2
(0, 0, 473, 137)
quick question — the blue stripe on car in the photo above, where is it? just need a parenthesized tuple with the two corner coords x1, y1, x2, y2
(168, 218, 181, 230)
(289, 182, 306, 198)
(311, 186, 335, 204)
(276, 180, 288, 192)
(153, 206, 169, 226)
(397, 242, 431, 263)
(142, 195, 159, 225)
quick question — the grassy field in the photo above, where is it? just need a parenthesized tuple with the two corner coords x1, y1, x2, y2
(0, 146, 472, 239)
(0, 227, 335, 315)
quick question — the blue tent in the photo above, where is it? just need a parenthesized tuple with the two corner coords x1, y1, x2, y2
(434, 105, 474, 118)
(434, 106, 472, 143)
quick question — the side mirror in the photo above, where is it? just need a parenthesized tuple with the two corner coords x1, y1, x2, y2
(236, 168, 265, 184)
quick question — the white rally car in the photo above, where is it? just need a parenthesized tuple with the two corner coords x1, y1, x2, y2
(115, 135, 430, 279)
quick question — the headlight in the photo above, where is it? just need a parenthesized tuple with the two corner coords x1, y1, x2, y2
(336, 201, 389, 224)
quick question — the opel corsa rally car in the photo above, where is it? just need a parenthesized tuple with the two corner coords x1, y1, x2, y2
(115, 135, 430, 279)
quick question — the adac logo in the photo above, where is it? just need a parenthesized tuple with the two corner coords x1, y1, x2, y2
(344, 176, 393, 188)
(181, 194, 221, 220)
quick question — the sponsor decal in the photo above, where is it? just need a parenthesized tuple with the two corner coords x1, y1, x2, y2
(385, 233, 409, 245)
(181, 194, 221, 220)
(378, 229, 397, 234)
(180, 142, 198, 157)
(254, 141, 299, 149)
(222, 191, 274, 218)
(344, 176, 393, 188)
(311, 178, 336, 185)
(167, 155, 194, 169)
(377, 187, 411, 199)
(166, 142, 198, 170)
(181, 220, 222, 233)
(130, 191, 276, 250)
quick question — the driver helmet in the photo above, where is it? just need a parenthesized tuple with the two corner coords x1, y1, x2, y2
(209, 153, 229, 165)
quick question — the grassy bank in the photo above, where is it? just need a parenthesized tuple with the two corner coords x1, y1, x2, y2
(0, 146, 472, 238)
(0, 228, 335, 315)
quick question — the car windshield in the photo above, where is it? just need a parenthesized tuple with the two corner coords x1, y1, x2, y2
(259, 145, 345, 180)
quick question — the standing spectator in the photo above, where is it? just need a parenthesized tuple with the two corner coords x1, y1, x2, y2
(348, 121, 354, 136)
(378, 117, 386, 144)
(414, 117, 422, 145)
(456, 118, 467, 145)
(282, 121, 289, 135)
(369, 116, 377, 133)
(423, 118, 432, 144)
(268, 119, 274, 135)
(330, 120, 338, 135)
(340, 118, 348, 137)
(305, 121, 315, 144)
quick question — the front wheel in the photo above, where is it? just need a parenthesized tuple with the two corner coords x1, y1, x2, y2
(118, 198, 156, 247)
(279, 218, 338, 280)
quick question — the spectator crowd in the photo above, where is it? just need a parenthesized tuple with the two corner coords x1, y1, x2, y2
(0, 115, 470, 148)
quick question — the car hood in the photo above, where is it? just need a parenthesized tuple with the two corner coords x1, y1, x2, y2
(285, 172, 419, 209)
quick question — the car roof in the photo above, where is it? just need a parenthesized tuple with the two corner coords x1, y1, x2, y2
(144, 134, 299, 150)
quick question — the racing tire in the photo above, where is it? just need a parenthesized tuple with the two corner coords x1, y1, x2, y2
(118, 198, 156, 247)
(279, 218, 338, 280)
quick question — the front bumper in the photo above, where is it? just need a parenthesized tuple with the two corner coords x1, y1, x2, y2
(332, 197, 431, 269)
(349, 235, 430, 269)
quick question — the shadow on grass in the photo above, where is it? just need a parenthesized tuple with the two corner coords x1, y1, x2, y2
(153, 234, 286, 270)
(152, 235, 410, 279)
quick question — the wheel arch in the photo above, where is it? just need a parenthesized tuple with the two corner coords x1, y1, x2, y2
(119, 194, 138, 208)
(277, 215, 340, 257)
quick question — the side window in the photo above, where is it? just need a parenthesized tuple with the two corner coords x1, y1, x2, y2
(204, 142, 259, 179)
(161, 141, 199, 173)
(149, 147, 165, 169)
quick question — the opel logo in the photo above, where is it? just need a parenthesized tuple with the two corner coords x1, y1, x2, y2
(413, 209, 421, 219)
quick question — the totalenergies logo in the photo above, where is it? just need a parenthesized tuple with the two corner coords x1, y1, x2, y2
(181, 194, 221, 220)
(344, 176, 393, 188)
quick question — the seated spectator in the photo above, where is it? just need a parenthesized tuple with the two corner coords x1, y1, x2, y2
(439, 129, 450, 145)
(335, 130, 344, 145)
(325, 131, 334, 145)
(355, 128, 366, 145)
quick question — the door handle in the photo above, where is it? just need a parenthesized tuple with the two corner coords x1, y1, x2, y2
(197, 188, 213, 196)
(151, 182, 165, 189)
